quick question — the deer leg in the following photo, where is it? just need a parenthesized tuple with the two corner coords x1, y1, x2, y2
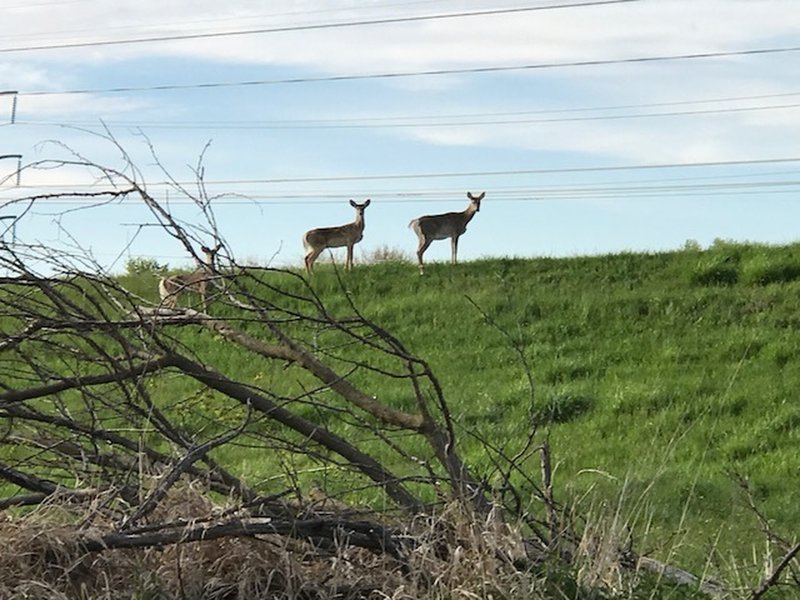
(451, 236, 459, 264)
(199, 280, 208, 313)
(346, 244, 354, 271)
(305, 248, 321, 273)
(163, 292, 177, 309)
(416, 237, 432, 275)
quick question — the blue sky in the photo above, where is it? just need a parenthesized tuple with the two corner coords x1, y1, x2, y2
(2, 0, 800, 272)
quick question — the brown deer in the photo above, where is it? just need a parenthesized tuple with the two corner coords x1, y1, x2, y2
(158, 243, 222, 311)
(302, 199, 371, 272)
(409, 191, 484, 274)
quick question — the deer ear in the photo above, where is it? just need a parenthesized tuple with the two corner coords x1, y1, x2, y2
(200, 245, 210, 253)
(349, 199, 357, 208)
(477, 192, 485, 200)
(364, 199, 371, 207)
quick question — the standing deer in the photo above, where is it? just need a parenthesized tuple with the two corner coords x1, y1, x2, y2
(158, 243, 222, 311)
(409, 191, 485, 274)
(303, 199, 371, 273)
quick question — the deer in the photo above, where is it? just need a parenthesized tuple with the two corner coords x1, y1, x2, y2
(158, 243, 222, 311)
(302, 199, 371, 273)
(409, 191, 485, 274)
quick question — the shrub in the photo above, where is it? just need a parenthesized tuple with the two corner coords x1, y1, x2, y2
(363, 245, 412, 264)
(688, 242, 748, 286)
(126, 256, 168, 275)
(709, 238, 746, 260)
(741, 254, 800, 286)
(689, 258, 739, 286)
(682, 239, 702, 253)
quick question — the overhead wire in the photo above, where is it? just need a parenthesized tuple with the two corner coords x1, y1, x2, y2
(16, 100, 800, 130)
(16, 43, 800, 97)
(5, 157, 800, 194)
(18, 88, 800, 127)
(6, 160, 800, 207)
(1, 1, 637, 54)
(2, 0, 462, 36)
(4, 4, 797, 212)
(9, 166, 800, 195)
(7, 180, 800, 205)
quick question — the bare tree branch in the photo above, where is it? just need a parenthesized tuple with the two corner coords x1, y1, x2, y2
(751, 542, 800, 599)
(120, 402, 254, 530)
(163, 350, 424, 512)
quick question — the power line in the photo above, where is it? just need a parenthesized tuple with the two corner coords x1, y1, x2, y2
(26, 89, 800, 124)
(8, 167, 800, 206)
(12, 167, 800, 197)
(160, 156, 800, 183)
(10, 180, 800, 205)
(18, 100, 800, 130)
(14, 89, 800, 138)
(2, 0, 459, 39)
(0, 1, 638, 55)
(5, 157, 800, 192)
(19, 44, 800, 97)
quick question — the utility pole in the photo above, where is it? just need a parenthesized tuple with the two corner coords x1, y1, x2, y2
(1, 154, 23, 249)
(1, 93, 21, 253)
(2, 91, 22, 184)
(0, 215, 18, 245)
(0, 154, 22, 186)
(1, 90, 18, 124)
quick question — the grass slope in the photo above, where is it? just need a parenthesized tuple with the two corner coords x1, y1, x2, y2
(224, 241, 800, 571)
(112, 240, 800, 574)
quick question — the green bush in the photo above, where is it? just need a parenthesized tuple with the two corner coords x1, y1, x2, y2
(689, 258, 739, 286)
(741, 254, 800, 285)
(126, 256, 168, 275)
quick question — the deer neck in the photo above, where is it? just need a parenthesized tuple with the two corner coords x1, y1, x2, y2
(353, 212, 365, 233)
(463, 205, 478, 224)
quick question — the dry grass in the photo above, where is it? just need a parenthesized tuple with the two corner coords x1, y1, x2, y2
(8, 477, 766, 599)
(0, 483, 558, 600)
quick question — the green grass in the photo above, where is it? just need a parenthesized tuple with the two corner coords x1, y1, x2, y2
(222, 242, 800, 571)
(8, 240, 800, 580)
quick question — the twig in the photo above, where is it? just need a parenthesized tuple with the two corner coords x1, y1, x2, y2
(540, 441, 559, 546)
(751, 542, 800, 600)
(119, 402, 253, 531)
(80, 515, 411, 561)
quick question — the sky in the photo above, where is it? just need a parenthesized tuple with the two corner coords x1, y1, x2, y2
(1, 0, 800, 273)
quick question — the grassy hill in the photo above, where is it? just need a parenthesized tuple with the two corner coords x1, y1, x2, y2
(163, 239, 799, 572)
(15, 238, 795, 584)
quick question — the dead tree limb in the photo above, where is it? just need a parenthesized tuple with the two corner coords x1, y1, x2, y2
(145, 307, 426, 431)
(163, 351, 424, 512)
(119, 402, 254, 531)
(77, 515, 410, 561)
(0, 354, 173, 405)
(751, 542, 800, 600)
(142, 306, 492, 513)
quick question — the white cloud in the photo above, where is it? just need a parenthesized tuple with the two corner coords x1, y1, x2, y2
(3, 0, 800, 164)
(18, 93, 150, 119)
(5, 0, 800, 70)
